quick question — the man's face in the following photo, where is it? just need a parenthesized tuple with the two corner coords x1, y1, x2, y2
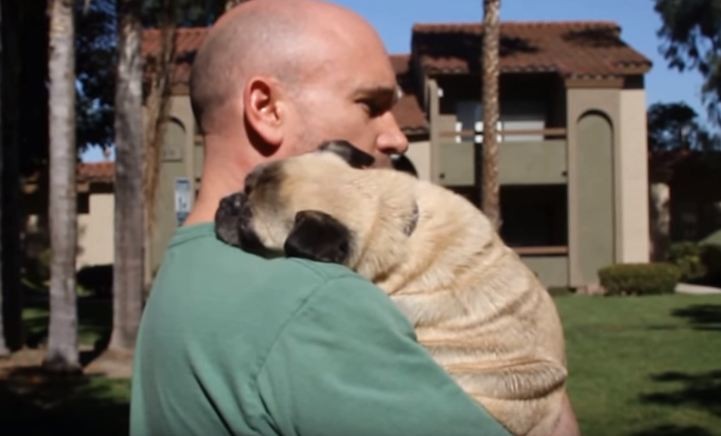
(282, 25, 408, 168)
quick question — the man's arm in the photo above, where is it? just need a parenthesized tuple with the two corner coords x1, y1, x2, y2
(256, 274, 510, 436)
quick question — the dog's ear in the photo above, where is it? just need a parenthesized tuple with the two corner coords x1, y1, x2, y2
(318, 140, 375, 169)
(214, 192, 246, 247)
(284, 210, 352, 264)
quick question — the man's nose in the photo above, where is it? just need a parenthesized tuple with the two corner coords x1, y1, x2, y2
(376, 112, 409, 155)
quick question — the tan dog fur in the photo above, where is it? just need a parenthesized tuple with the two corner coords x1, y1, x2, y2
(237, 152, 568, 436)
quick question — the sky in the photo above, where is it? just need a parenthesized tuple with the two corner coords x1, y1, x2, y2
(82, 0, 711, 162)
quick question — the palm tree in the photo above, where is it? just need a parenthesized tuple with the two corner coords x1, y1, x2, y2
(0, 0, 9, 358)
(481, 0, 501, 229)
(44, 0, 80, 372)
(109, 0, 144, 353)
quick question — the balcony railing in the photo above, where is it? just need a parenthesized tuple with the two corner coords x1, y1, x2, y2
(434, 126, 569, 186)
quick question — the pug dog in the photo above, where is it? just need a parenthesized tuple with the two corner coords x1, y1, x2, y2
(215, 140, 568, 436)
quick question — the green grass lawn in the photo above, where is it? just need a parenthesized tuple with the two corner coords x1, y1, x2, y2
(2, 293, 719, 435)
(557, 294, 721, 436)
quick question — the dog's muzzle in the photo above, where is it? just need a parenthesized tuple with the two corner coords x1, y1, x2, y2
(215, 192, 267, 254)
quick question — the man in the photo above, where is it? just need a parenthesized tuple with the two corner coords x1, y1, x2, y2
(130, 1, 579, 435)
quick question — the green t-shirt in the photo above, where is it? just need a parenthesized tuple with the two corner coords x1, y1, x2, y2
(130, 223, 509, 436)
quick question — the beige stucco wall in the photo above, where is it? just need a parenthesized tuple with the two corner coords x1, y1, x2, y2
(567, 88, 620, 286)
(405, 140, 431, 182)
(566, 86, 650, 285)
(77, 193, 115, 268)
(147, 95, 199, 279)
(520, 256, 569, 288)
(618, 89, 650, 263)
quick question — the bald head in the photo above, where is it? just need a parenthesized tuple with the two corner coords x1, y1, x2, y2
(190, 0, 386, 134)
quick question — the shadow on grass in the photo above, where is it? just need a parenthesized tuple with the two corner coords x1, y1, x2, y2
(672, 304, 721, 331)
(0, 367, 130, 436)
(640, 370, 721, 417)
(632, 370, 721, 435)
(21, 292, 113, 363)
(630, 424, 715, 436)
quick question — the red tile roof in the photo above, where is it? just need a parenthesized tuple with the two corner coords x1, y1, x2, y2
(412, 21, 651, 78)
(77, 162, 115, 183)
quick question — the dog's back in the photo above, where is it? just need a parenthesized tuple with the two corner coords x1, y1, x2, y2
(377, 179, 567, 436)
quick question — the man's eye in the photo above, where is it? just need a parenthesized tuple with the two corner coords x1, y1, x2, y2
(359, 100, 383, 117)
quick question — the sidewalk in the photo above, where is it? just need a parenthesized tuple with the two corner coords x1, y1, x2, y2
(675, 282, 721, 295)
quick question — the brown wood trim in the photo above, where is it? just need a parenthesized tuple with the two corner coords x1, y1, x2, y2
(513, 246, 569, 256)
(564, 77, 625, 89)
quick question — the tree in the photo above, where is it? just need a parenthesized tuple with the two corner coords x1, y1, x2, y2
(142, 0, 226, 27)
(655, 0, 721, 125)
(648, 102, 721, 151)
(2, 0, 47, 354)
(0, 0, 8, 358)
(144, 0, 176, 288)
(76, 0, 117, 150)
(108, 0, 145, 355)
(75, 0, 225, 152)
(44, 0, 80, 372)
(480, 0, 501, 229)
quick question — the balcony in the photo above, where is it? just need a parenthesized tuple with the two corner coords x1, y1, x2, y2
(436, 128, 568, 186)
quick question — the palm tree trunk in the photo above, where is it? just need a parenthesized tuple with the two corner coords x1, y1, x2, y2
(144, 0, 176, 292)
(481, 0, 501, 229)
(109, 0, 144, 352)
(44, 0, 80, 372)
(0, 0, 9, 357)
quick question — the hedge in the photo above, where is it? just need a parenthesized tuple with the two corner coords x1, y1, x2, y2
(598, 263, 681, 296)
(667, 241, 706, 281)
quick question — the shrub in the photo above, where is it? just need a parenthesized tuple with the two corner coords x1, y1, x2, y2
(667, 241, 706, 281)
(701, 243, 721, 286)
(598, 263, 681, 296)
(76, 264, 113, 297)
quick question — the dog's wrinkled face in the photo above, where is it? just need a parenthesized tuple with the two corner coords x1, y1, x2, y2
(215, 141, 380, 265)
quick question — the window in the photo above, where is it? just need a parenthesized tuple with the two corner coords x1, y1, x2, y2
(500, 185, 567, 248)
(502, 99, 546, 142)
(455, 100, 482, 143)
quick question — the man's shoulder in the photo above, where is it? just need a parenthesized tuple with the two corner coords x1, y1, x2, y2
(153, 224, 397, 329)
(164, 222, 359, 285)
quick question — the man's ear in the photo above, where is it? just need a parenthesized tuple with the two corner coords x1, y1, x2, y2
(284, 210, 352, 264)
(243, 76, 284, 147)
(318, 140, 375, 169)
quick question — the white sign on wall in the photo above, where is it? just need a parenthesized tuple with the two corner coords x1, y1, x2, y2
(175, 177, 193, 226)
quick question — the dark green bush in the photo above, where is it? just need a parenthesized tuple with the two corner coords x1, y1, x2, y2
(667, 241, 706, 281)
(76, 264, 113, 297)
(598, 263, 681, 296)
(701, 243, 721, 286)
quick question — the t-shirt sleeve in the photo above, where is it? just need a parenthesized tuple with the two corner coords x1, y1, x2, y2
(255, 274, 510, 436)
